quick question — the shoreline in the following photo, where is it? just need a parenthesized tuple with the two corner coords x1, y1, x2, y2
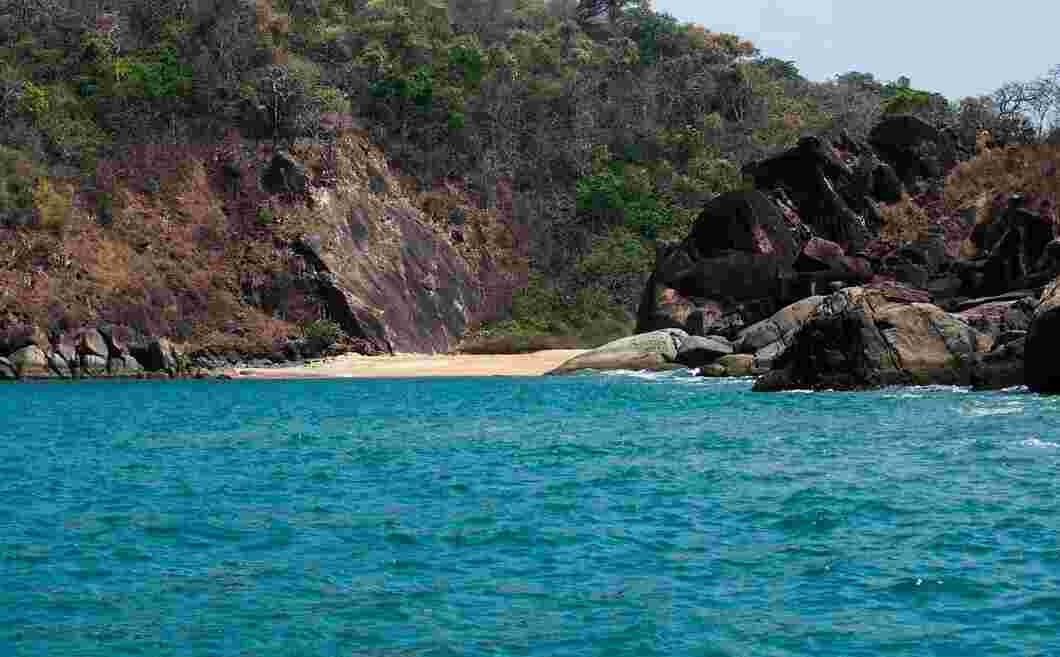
(226, 349, 588, 380)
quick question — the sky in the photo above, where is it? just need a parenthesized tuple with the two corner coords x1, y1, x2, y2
(654, 0, 1055, 100)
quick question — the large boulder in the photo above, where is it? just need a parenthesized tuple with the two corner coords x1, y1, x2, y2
(743, 137, 873, 250)
(869, 115, 958, 185)
(1026, 278, 1060, 393)
(962, 337, 1026, 391)
(637, 191, 804, 337)
(675, 335, 733, 367)
(736, 296, 826, 353)
(9, 345, 52, 378)
(755, 286, 993, 391)
(130, 337, 181, 373)
(548, 329, 686, 375)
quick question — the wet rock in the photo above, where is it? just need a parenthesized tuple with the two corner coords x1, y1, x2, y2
(962, 338, 1025, 391)
(0, 356, 14, 379)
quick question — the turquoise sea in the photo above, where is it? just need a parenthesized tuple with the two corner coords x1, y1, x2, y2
(3, 373, 1060, 656)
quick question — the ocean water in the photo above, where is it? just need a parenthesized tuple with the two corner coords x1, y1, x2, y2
(2, 373, 1060, 657)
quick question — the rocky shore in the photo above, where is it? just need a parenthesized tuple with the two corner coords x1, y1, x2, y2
(551, 115, 1060, 391)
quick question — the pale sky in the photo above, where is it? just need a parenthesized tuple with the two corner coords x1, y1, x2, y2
(655, 0, 1055, 100)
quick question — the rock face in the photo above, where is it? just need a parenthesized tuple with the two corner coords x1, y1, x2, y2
(754, 286, 993, 391)
(637, 190, 803, 337)
(292, 176, 486, 354)
(637, 117, 981, 346)
(1026, 278, 1060, 392)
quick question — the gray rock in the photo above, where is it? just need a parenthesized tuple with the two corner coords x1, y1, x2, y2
(77, 329, 109, 359)
(80, 353, 108, 375)
(46, 351, 73, 378)
(0, 356, 16, 379)
(547, 330, 687, 375)
(736, 296, 825, 352)
(675, 335, 733, 367)
(108, 355, 144, 376)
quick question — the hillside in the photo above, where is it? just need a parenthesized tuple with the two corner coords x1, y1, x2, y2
(0, 0, 1056, 375)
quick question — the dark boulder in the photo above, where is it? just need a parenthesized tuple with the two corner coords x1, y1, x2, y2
(869, 115, 958, 185)
(685, 190, 800, 263)
(637, 191, 804, 337)
(794, 237, 874, 289)
(1026, 278, 1060, 393)
(744, 137, 872, 250)
(130, 337, 181, 373)
(262, 151, 310, 195)
(962, 337, 1026, 391)
(675, 335, 734, 367)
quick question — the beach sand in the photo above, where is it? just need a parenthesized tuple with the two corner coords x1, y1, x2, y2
(230, 350, 587, 379)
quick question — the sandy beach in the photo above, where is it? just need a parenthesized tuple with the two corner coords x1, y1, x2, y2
(230, 349, 587, 379)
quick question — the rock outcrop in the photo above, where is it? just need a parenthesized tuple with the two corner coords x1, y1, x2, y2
(638, 116, 982, 348)
(637, 190, 804, 337)
(1026, 277, 1060, 393)
(754, 286, 993, 391)
(0, 323, 189, 381)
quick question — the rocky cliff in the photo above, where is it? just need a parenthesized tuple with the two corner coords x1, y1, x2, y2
(0, 128, 524, 379)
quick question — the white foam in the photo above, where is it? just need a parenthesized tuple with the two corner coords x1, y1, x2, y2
(1020, 437, 1060, 449)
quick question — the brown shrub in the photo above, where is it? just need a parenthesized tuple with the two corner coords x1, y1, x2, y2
(878, 194, 931, 241)
(944, 144, 1060, 211)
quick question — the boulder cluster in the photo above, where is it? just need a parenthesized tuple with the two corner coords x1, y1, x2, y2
(557, 116, 1060, 391)
(0, 324, 183, 380)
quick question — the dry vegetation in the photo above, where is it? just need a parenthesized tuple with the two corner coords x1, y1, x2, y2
(878, 194, 932, 241)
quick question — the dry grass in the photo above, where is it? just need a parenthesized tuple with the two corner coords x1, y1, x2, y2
(944, 144, 1060, 211)
(878, 194, 932, 241)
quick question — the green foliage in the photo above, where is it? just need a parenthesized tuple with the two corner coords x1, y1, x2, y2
(467, 273, 633, 351)
(124, 47, 193, 99)
(0, 146, 44, 226)
(577, 226, 654, 278)
(302, 318, 345, 346)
